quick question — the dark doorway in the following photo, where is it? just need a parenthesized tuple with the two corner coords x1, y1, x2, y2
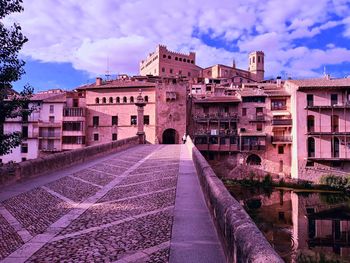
(162, 129, 178, 144)
(246, 154, 262, 165)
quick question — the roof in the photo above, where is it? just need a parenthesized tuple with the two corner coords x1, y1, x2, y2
(287, 78, 350, 89)
(77, 80, 156, 90)
(240, 89, 267, 97)
(264, 89, 290, 97)
(193, 96, 241, 104)
(30, 90, 66, 102)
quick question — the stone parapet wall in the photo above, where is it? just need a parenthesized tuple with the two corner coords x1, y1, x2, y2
(186, 136, 283, 263)
(0, 136, 139, 186)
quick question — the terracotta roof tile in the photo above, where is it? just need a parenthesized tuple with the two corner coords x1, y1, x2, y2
(287, 78, 350, 88)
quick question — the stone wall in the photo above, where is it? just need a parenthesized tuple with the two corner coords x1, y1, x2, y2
(186, 136, 283, 263)
(0, 136, 139, 186)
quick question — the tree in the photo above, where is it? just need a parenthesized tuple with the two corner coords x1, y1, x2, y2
(0, 0, 33, 156)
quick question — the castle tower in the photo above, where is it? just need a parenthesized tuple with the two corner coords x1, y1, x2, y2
(248, 51, 264, 82)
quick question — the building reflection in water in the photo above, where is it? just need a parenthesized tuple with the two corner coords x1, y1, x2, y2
(229, 185, 350, 262)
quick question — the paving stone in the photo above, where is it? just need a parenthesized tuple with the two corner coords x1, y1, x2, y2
(73, 169, 115, 186)
(60, 189, 176, 235)
(46, 176, 100, 202)
(2, 188, 72, 235)
(27, 210, 173, 263)
(0, 214, 24, 260)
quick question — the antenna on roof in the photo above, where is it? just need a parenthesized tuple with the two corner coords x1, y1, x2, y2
(105, 56, 111, 81)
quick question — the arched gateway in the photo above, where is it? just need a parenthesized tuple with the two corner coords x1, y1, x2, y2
(162, 129, 179, 144)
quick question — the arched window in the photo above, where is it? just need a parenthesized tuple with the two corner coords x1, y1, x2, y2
(116, 97, 120, 103)
(109, 97, 113, 103)
(307, 137, 315, 157)
(102, 97, 107, 103)
(331, 115, 339, 132)
(307, 115, 315, 132)
(144, 96, 149, 102)
(123, 96, 127, 103)
(130, 96, 134, 103)
(95, 98, 100, 104)
(175, 57, 178, 61)
(332, 137, 340, 158)
(168, 55, 171, 59)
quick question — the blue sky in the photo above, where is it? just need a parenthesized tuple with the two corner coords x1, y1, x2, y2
(6, 0, 350, 92)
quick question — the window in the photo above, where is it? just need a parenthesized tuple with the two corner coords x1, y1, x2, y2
(22, 126, 28, 138)
(258, 56, 261, 63)
(21, 157, 27, 162)
(109, 97, 113, 103)
(95, 98, 100, 104)
(131, 115, 137, 125)
(242, 108, 247, 116)
(63, 122, 82, 131)
(331, 94, 338, 106)
(93, 116, 99, 126)
(168, 55, 171, 59)
(123, 96, 127, 103)
(191, 60, 194, 64)
(144, 115, 150, 125)
(307, 137, 315, 157)
(62, 136, 85, 144)
(102, 97, 107, 103)
(49, 105, 54, 113)
(112, 133, 117, 141)
(271, 100, 286, 110)
(332, 137, 340, 158)
(253, 56, 255, 63)
(279, 160, 283, 172)
(307, 115, 315, 132)
(21, 143, 28, 153)
(179, 58, 182, 61)
(278, 146, 284, 154)
(93, 133, 99, 141)
(130, 96, 134, 103)
(73, 99, 79, 107)
(144, 96, 149, 102)
(49, 116, 55, 123)
(116, 97, 120, 103)
(256, 123, 262, 131)
(175, 57, 178, 61)
(170, 69, 173, 74)
(112, 116, 118, 126)
(307, 94, 313, 107)
(163, 54, 166, 58)
(331, 115, 339, 132)
(162, 67, 165, 73)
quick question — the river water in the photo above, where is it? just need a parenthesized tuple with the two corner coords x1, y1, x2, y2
(226, 184, 350, 262)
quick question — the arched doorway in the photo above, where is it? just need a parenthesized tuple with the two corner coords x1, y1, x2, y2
(162, 129, 178, 144)
(246, 154, 262, 165)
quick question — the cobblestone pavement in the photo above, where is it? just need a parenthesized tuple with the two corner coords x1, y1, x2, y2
(0, 145, 181, 263)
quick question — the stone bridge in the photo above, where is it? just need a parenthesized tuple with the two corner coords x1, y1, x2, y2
(0, 138, 282, 263)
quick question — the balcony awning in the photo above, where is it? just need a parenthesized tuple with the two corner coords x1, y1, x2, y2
(271, 110, 291, 116)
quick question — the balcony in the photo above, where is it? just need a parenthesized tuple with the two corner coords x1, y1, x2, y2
(271, 105, 287, 111)
(271, 136, 292, 144)
(306, 102, 350, 110)
(39, 147, 61, 152)
(63, 107, 86, 117)
(194, 135, 239, 152)
(38, 121, 61, 128)
(307, 131, 350, 136)
(240, 144, 266, 151)
(271, 119, 292, 126)
(193, 113, 239, 122)
(250, 114, 265, 122)
(38, 132, 61, 139)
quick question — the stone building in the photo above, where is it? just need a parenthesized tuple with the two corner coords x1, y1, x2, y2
(285, 77, 350, 180)
(189, 78, 292, 177)
(140, 45, 201, 78)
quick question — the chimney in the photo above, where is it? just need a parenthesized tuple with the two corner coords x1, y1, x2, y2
(276, 76, 282, 87)
(96, 77, 102, 86)
(232, 59, 236, 69)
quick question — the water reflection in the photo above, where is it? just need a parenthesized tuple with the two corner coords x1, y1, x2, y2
(227, 184, 350, 262)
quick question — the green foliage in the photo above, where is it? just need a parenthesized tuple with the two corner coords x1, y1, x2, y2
(262, 173, 273, 187)
(0, 0, 33, 155)
(320, 174, 350, 189)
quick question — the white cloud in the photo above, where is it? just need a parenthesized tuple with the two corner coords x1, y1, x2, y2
(5, 0, 350, 79)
